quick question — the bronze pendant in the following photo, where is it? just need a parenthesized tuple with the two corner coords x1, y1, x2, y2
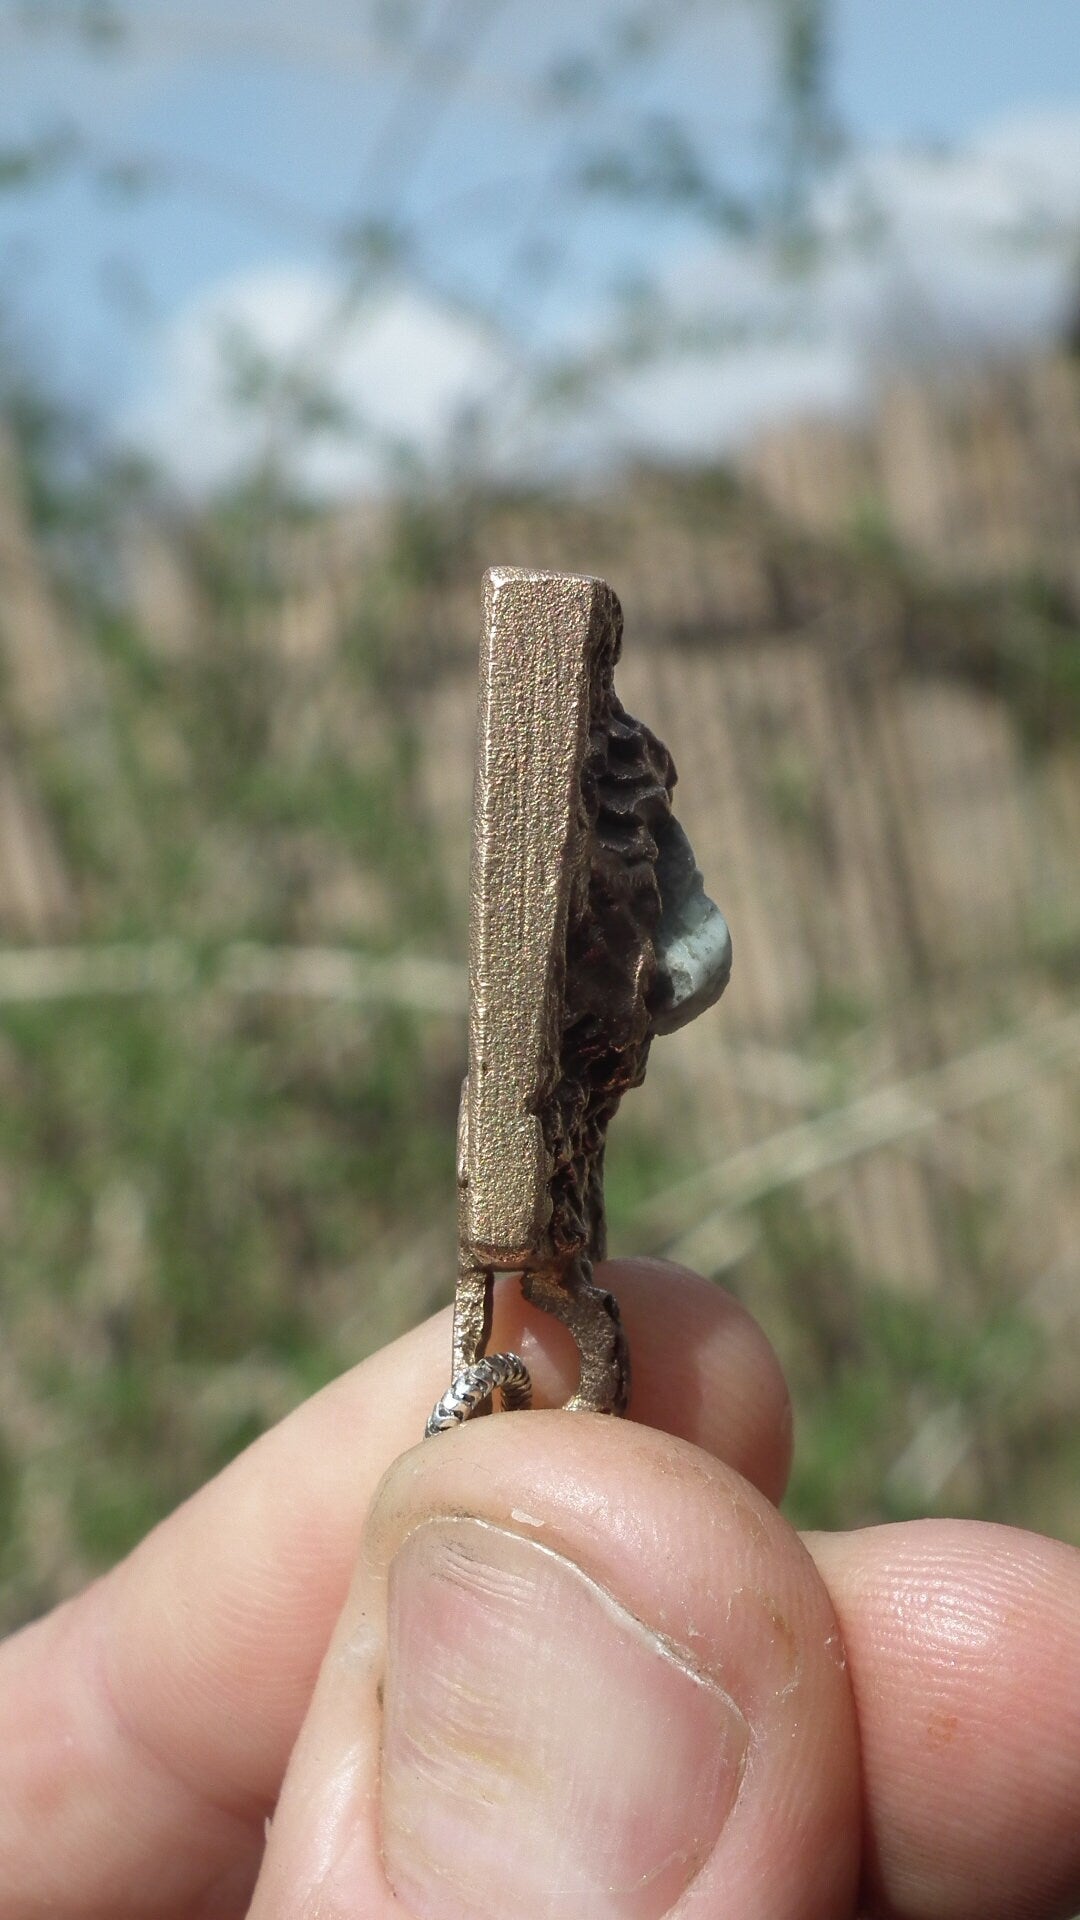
(426, 568, 731, 1436)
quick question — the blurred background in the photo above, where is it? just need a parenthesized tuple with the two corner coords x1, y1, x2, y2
(1, 0, 1079, 1631)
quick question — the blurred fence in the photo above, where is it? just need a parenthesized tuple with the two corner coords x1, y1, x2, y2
(408, 482, 1080, 1310)
(746, 351, 1080, 592)
(1, 352, 1079, 1615)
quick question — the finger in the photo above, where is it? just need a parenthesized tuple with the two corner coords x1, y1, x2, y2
(0, 1260, 791, 1920)
(808, 1521, 1080, 1920)
(534, 1257, 794, 1501)
(250, 1413, 859, 1920)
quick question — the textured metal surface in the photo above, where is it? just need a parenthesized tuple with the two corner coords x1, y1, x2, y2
(436, 566, 730, 1436)
(463, 568, 605, 1261)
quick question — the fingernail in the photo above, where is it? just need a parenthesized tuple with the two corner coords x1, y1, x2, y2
(380, 1518, 748, 1920)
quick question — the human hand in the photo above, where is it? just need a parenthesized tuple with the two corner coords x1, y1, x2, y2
(1, 1260, 1077, 1920)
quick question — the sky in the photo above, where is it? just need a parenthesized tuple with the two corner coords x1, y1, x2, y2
(3, 0, 1080, 495)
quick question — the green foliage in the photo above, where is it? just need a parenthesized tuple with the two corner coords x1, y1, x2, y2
(0, 0, 1076, 1651)
(785, 1281, 1046, 1530)
(0, 132, 76, 192)
(578, 117, 755, 237)
(0, 476, 469, 1623)
(1, 423, 1078, 1627)
(997, 574, 1080, 752)
(0, 1439, 18, 1586)
(764, 744, 822, 834)
(771, 0, 840, 250)
(14, 1, 125, 49)
(604, 1123, 697, 1244)
(718, 1190, 1059, 1537)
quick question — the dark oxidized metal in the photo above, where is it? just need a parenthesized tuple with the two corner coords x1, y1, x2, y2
(428, 567, 731, 1435)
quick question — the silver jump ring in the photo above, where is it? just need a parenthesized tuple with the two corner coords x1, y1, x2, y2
(425, 1351, 532, 1438)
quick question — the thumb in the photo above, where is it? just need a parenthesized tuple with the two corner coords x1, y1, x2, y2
(248, 1414, 859, 1920)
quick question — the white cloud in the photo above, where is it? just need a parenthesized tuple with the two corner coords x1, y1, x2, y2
(811, 105, 1080, 354)
(599, 338, 864, 462)
(591, 103, 1080, 467)
(122, 102, 1080, 495)
(122, 266, 512, 495)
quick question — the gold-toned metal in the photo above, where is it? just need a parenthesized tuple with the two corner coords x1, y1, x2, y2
(446, 566, 731, 1423)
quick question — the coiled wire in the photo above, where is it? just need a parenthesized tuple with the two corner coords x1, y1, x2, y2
(425, 1351, 532, 1437)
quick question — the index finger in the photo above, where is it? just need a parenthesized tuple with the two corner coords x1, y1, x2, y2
(0, 1259, 791, 1920)
(809, 1521, 1080, 1920)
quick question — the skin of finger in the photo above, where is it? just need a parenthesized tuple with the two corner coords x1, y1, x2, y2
(0, 1261, 791, 1920)
(249, 1413, 859, 1920)
(807, 1521, 1080, 1920)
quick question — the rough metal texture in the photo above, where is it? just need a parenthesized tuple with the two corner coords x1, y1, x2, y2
(450, 566, 730, 1419)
